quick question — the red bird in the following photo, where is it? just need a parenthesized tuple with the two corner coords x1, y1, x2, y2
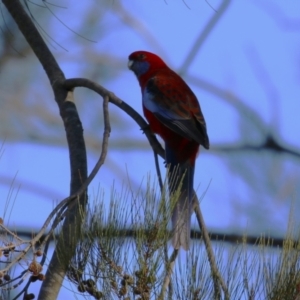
(128, 51, 209, 250)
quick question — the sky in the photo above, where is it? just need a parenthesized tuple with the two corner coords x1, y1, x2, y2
(1, 0, 300, 298)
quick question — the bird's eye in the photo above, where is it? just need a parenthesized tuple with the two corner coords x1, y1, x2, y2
(138, 53, 146, 60)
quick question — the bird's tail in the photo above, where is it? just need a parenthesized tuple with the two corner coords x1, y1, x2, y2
(168, 161, 194, 251)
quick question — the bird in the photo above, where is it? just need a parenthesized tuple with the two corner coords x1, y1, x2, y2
(128, 50, 209, 250)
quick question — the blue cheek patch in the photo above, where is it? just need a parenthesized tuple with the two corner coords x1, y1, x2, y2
(134, 61, 150, 77)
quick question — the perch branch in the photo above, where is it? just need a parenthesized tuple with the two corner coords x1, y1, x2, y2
(64, 78, 165, 158)
(194, 198, 230, 299)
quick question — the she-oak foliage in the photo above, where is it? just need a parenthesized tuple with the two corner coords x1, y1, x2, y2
(0, 1, 300, 300)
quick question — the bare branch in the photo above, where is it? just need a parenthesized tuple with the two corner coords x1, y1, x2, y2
(194, 197, 230, 299)
(0, 92, 111, 292)
(179, 0, 231, 74)
(2, 0, 65, 88)
(213, 135, 300, 159)
(1, 3, 87, 298)
(64, 78, 165, 158)
(159, 249, 178, 300)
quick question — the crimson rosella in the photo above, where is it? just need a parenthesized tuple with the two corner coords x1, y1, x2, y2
(128, 51, 209, 250)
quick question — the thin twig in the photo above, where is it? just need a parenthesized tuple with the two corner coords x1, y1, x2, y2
(154, 151, 164, 191)
(7, 227, 294, 249)
(2, 0, 65, 87)
(179, 0, 231, 74)
(0, 91, 111, 276)
(194, 198, 230, 300)
(64, 78, 165, 159)
(11, 272, 32, 300)
(154, 150, 173, 298)
(40, 94, 111, 254)
(213, 136, 300, 159)
(0, 224, 24, 243)
(187, 74, 266, 133)
(159, 249, 179, 300)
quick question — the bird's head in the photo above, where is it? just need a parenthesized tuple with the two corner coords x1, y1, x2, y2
(128, 51, 167, 78)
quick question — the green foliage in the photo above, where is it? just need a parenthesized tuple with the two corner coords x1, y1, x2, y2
(1, 180, 300, 299)
(57, 182, 300, 299)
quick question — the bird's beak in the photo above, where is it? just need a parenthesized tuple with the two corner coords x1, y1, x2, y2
(128, 59, 134, 69)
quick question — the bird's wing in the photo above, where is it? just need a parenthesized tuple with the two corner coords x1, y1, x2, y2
(143, 69, 209, 149)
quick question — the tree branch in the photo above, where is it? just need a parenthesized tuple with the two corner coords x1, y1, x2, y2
(194, 199, 230, 300)
(2, 0, 64, 87)
(0, 94, 111, 295)
(64, 78, 165, 158)
(179, 0, 231, 74)
(2, 1, 88, 299)
(159, 249, 178, 300)
(213, 135, 300, 159)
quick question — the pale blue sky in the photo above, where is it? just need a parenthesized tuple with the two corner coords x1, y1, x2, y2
(2, 0, 299, 234)
(1, 1, 300, 298)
